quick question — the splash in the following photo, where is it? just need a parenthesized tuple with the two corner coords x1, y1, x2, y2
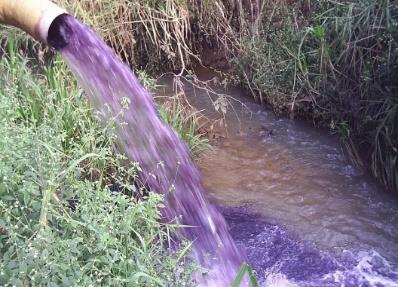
(48, 14, 245, 285)
(223, 206, 398, 287)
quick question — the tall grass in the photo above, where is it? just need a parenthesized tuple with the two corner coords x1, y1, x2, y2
(236, 0, 398, 192)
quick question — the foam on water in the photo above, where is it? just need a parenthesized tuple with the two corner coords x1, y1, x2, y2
(48, 14, 246, 285)
(223, 206, 398, 287)
(324, 251, 398, 287)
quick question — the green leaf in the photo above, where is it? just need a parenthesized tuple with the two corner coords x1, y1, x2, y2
(232, 264, 259, 287)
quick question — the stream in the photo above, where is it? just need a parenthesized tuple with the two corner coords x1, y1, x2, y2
(159, 70, 398, 286)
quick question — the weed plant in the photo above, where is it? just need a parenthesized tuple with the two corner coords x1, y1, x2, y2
(0, 37, 197, 286)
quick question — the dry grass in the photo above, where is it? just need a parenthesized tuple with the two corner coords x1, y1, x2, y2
(56, 0, 256, 74)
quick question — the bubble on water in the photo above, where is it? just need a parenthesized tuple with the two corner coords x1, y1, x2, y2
(264, 273, 297, 287)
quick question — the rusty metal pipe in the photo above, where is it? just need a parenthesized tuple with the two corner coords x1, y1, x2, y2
(0, 0, 66, 44)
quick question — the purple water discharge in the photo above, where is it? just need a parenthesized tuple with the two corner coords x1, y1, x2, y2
(52, 15, 245, 285)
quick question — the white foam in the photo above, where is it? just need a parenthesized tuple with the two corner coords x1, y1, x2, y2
(264, 273, 297, 287)
(325, 250, 398, 287)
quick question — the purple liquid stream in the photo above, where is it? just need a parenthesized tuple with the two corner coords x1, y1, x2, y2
(54, 15, 245, 285)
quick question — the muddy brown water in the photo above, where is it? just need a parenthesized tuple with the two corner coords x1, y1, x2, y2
(158, 71, 398, 286)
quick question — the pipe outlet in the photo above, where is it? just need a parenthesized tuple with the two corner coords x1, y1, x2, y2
(0, 0, 66, 44)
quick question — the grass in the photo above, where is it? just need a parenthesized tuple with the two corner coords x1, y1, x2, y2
(235, 0, 398, 192)
(135, 70, 209, 157)
(0, 36, 199, 286)
(54, 0, 250, 74)
(158, 94, 209, 156)
(0, 33, 260, 287)
(232, 264, 260, 287)
(1, 1, 394, 285)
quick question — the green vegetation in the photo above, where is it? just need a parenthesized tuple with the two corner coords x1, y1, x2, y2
(158, 95, 209, 156)
(235, 0, 398, 192)
(0, 29, 252, 287)
(0, 36, 199, 286)
(232, 264, 259, 287)
(0, 2, 250, 285)
(56, 0, 397, 192)
(3, 0, 396, 285)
